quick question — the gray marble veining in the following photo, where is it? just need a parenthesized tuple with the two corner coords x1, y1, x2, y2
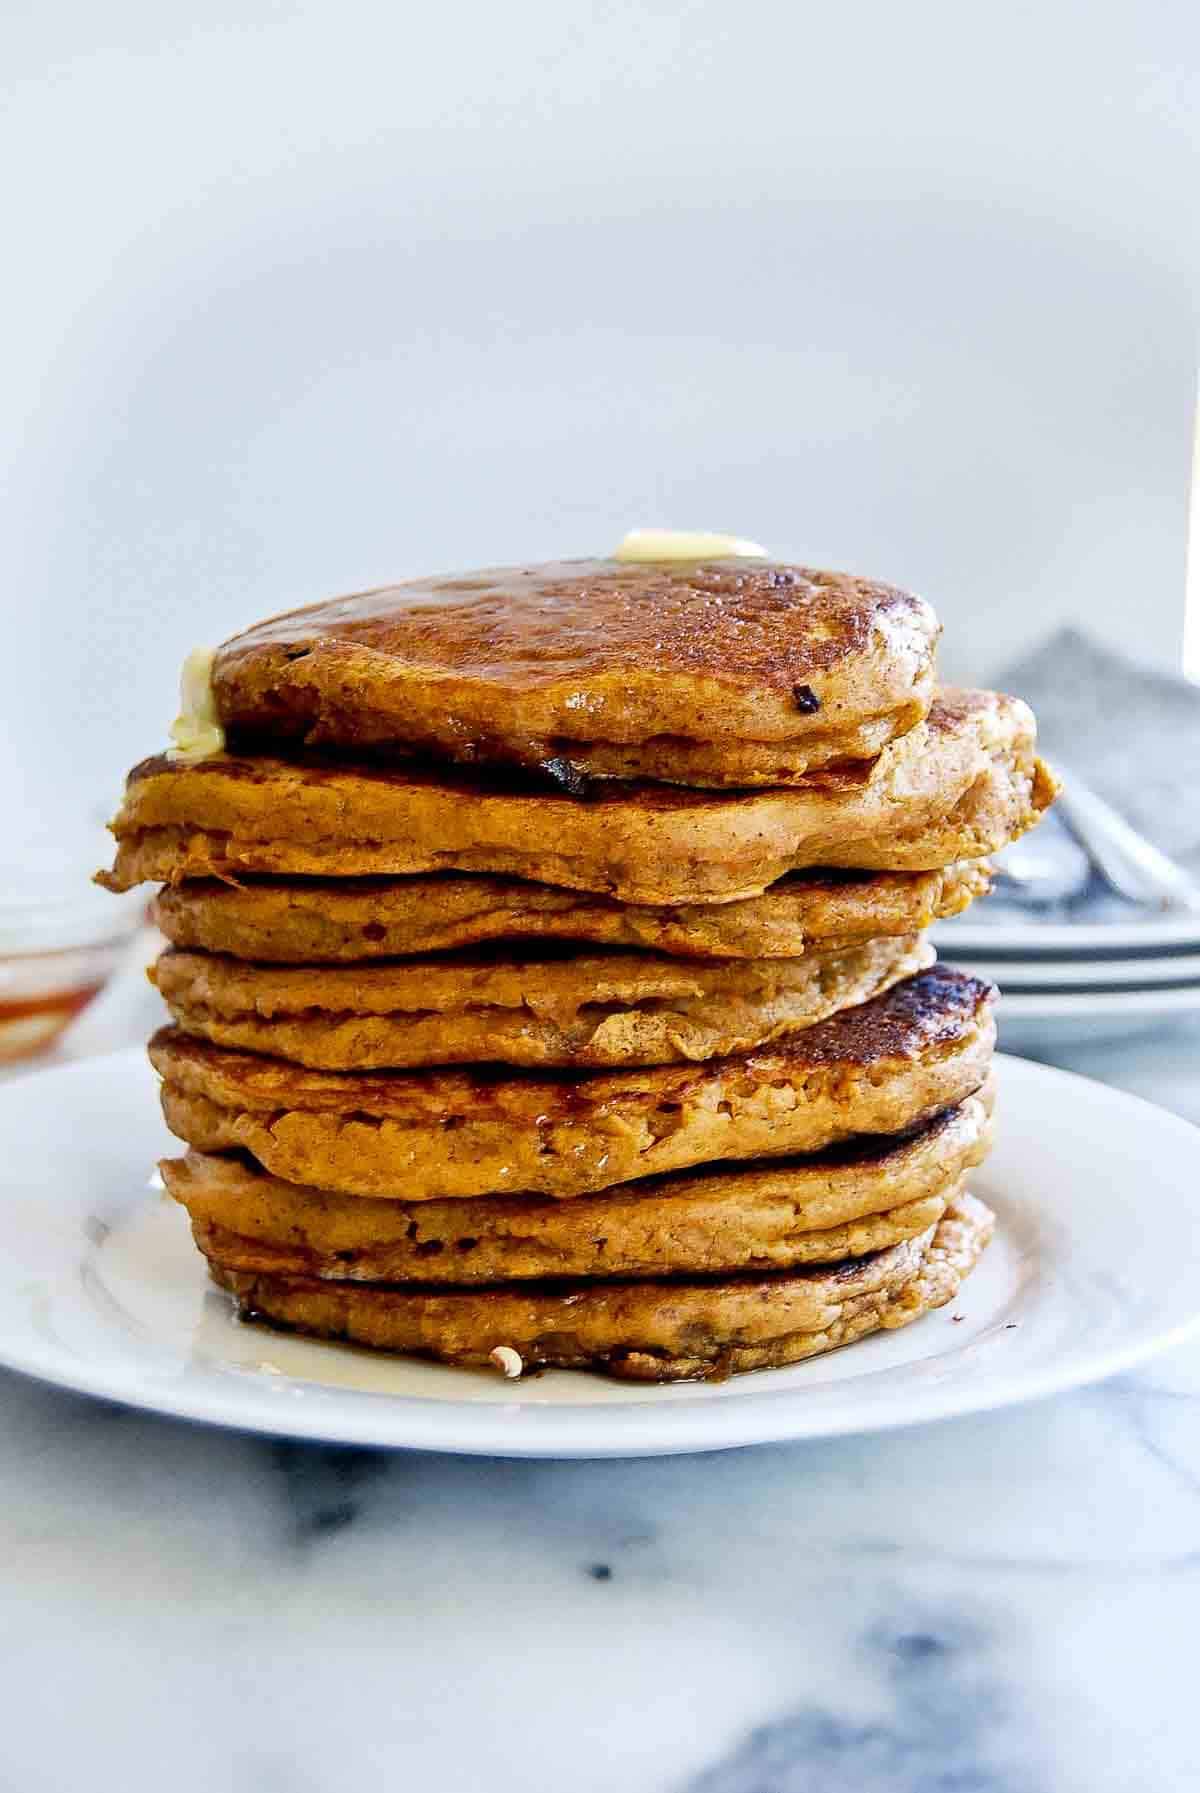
(5, 1343, 1200, 1791)
(682, 1611, 1046, 1793)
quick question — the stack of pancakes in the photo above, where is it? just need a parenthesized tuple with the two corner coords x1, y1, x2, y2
(100, 556, 1056, 1381)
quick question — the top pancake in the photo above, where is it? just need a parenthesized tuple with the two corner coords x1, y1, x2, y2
(102, 688, 1057, 906)
(211, 559, 939, 787)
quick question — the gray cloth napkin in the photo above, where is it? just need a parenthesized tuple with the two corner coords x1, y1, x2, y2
(939, 626, 1200, 929)
(997, 626, 1200, 870)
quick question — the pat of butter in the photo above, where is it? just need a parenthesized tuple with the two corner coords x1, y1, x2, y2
(167, 646, 225, 762)
(613, 528, 768, 563)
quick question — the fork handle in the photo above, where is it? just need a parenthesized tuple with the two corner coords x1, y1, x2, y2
(1055, 776, 1200, 914)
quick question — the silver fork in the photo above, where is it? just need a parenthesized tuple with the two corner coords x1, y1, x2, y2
(1053, 771, 1200, 914)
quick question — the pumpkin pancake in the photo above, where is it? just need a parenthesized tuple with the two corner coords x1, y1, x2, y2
(210, 558, 939, 788)
(151, 861, 990, 964)
(150, 966, 996, 1201)
(208, 1192, 995, 1381)
(102, 690, 1057, 905)
(164, 1082, 994, 1282)
(150, 934, 932, 1070)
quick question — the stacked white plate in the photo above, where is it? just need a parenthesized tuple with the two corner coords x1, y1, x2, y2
(931, 908, 1200, 1053)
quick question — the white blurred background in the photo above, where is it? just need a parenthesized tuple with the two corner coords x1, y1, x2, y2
(4, 0, 1199, 854)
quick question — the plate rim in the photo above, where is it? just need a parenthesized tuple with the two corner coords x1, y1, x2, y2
(932, 915, 1200, 957)
(993, 986, 1200, 1018)
(947, 959, 1200, 991)
(0, 1048, 1198, 1458)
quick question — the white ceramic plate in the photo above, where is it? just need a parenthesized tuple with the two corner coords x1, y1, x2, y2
(994, 985, 1200, 1054)
(949, 951, 1200, 990)
(933, 912, 1200, 958)
(0, 1049, 1197, 1458)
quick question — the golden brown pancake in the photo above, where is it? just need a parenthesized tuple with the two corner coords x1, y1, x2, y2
(164, 1084, 994, 1282)
(150, 935, 932, 1070)
(102, 690, 1057, 905)
(150, 966, 996, 1201)
(208, 1192, 995, 1381)
(151, 862, 991, 964)
(211, 559, 940, 788)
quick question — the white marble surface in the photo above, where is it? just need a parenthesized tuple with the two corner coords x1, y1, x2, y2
(2, 966, 1200, 1791)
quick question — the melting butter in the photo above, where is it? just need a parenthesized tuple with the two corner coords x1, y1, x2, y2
(613, 528, 768, 563)
(167, 646, 225, 762)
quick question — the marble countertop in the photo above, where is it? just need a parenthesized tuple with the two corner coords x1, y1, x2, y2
(3, 960, 1200, 1792)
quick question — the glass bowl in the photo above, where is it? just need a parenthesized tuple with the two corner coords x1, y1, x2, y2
(0, 854, 145, 1064)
